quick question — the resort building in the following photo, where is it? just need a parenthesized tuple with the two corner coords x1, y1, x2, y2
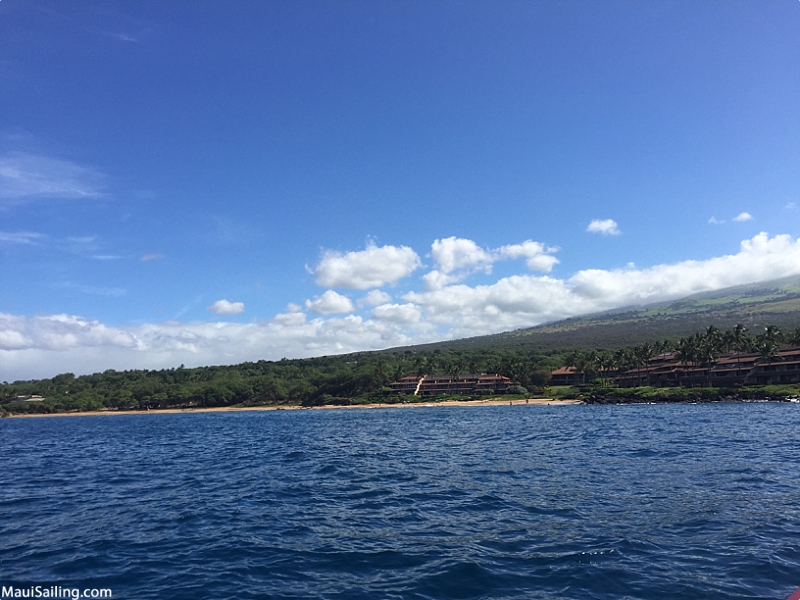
(552, 347, 800, 388)
(549, 367, 583, 386)
(390, 374, 515, 396)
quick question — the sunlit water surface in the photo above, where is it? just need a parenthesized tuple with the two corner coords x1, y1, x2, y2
(2, 403, 799, 599)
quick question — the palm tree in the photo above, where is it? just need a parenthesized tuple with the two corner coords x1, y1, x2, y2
(634, 343, 655, 386)
(578, 350, 598, 385)
(698, 334, 720, 387)
(729, 324, 751, 382)
(675, 336, 699, 387)
(563, 350, 585, 384)
(788, 327, 800, 347)
(612, 347, 632, 383)
(763, 325, 783, 346)
(705, 326, 724, 356)
(755, 337, 782, 385)
(593, 351, 612, 387)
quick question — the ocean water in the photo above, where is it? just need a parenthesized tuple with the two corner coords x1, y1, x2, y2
(1, 403, 799, 600)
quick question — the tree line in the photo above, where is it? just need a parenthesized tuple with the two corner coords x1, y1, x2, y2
(0, 347, 559, 414)
(2, 323, 798, 414)
(562, 324, 800, 387)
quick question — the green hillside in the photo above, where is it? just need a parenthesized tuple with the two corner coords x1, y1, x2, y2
(4, 276, 800, 415)
(412, 276, 800, 352)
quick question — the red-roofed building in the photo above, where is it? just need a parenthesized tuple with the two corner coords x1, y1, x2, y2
(390, 374, 515, 396)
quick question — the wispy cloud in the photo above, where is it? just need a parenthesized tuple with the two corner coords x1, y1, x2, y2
(0, 231, 46, 245)
(141, 253, 165, 262)
(0, 152, 105, 205)
(733, 212, 753, 222)
(54, 282, 127, 297)
(708, 217, 724, 225)
(103, 31, 138, 42)
(587, 219, 621, 236)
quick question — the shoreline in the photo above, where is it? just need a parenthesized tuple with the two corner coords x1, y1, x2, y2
(3, 398, 582, 419)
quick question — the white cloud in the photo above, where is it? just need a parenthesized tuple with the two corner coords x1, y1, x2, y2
(0, 152, 105, 205)
(587, 219, 621, 235)
(787, 203, 797, 210)
(405, 232, 800, 337)
(372, 303, 421, 323)
(360, 290, 392, 307)
(422, 269, 463, 291)
(55, 282, 127, 297)
(498, 240, 559, 272)
(733, 212, 753, 222)
(311, 242, 421, 289)
(431, 237, 494, 274)
(0, 313, 140, 352)
(422, 237, 559, 290)
(305, 290, 355, 315)
(0, 312, 432, 381)
(708, 217, 723, 225)
(5, 232, 800, 382)
(0, 231, 45, 244)
(208, 300, 245, 315)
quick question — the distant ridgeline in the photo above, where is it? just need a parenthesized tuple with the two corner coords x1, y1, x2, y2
(415, 275, 800, 351)
(2, 277, 800, 414)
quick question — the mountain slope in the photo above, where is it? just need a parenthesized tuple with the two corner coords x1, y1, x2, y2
(409, 276, 800, 352)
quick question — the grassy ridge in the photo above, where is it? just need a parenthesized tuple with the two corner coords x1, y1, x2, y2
(415, 276, 800, 352)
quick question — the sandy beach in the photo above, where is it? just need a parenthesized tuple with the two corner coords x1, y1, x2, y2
(5, 397, 582, 419)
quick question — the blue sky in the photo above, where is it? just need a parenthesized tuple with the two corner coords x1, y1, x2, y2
(1, 0, 799, 380)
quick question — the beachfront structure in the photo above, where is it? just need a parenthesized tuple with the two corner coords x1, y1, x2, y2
(390, 374, 515, 396)
(552, 347, 800, 388)
(549, 367, 583, 386)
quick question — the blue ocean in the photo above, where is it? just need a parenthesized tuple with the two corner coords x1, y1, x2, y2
(2, 403, 799, 600)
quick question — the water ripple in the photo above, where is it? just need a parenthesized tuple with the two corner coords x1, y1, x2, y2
(1, 404, 799, 599)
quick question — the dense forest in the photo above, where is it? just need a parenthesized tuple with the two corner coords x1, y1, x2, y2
(3, 322, 800, 415)
(0, 347, 561, 414)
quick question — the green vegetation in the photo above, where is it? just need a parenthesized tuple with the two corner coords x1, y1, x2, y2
(4, 275, 800, 415)
(0, 348, 561, 415)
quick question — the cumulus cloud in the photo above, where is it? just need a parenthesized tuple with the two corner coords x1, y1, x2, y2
(0, 311, 432, 381)
(734, 212, 753, 222)
(0, 152, 105, 205)
(422, 269, 463, 290)
(208, 300, 245, 315)
(360, 290, 392, 307)
(423, 237, 559, 290)
(5, 232, 800, 382)
(0, 313, 139, 352)
(498, 240, 559, 272)
(431, 237, 494, 274)
(305, 290, 355, 315)
(311, 242, 421, 289)
(406, 232, 800, 337)
(587, 219, 620, 235)
(372, 303, 422, 323)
